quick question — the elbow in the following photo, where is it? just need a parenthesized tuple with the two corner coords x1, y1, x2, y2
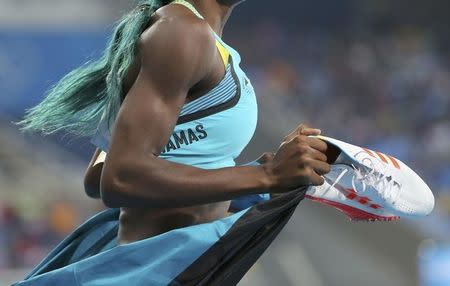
(100, 173, 129, 208)
(100, 162, 148, 208)
(84, 182, 101, 199)
(100, 158, 164, 208)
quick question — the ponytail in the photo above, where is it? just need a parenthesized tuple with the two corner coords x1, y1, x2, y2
(18, 1, 172, 137)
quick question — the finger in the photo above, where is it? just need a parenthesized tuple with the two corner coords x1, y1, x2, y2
(297, 126, 321, 136)
(308, 159, 331, 176)
(305, 137, 328, 153)
(309, 171, 325, 186)
(284, 124, 321, 142)
(309, 148, 328, 162)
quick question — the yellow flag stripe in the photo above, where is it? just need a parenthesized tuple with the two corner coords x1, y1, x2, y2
(215, 40, 230, 67)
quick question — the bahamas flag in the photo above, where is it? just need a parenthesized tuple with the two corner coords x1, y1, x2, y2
(14, 189, 306, 286)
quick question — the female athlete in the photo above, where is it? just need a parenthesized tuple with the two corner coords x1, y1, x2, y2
(17, 0, 331, 285)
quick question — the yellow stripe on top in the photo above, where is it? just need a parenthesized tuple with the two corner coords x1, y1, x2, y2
(215, 40, 230, 67)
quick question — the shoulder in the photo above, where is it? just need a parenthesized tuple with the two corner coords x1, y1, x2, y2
(139, 4, 217, 62)
(136, 4, 217, 85)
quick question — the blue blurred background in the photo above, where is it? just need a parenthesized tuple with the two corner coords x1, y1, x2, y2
(0, 0, 449, 285)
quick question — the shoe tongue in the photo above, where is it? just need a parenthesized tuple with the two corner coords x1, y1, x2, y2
(333, 153, 348, 165)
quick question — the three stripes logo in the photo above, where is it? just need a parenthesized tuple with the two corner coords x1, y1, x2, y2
(362, 148, 401, 170)
(333, 182, 383, 210)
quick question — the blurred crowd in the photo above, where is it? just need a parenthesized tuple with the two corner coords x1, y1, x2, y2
(231, 24, 450, 195)
(0, 202, 71, 268)
(0, 126, 100, 270)
(1, 25, 449, 271)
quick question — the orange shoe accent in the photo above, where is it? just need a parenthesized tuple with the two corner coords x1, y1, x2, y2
(387, 155, 401, 169)
(375, 151, 388, 163)
(363, 148, 376, 157)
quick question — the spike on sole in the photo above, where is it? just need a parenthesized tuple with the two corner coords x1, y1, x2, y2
(306, 195, 400, 222)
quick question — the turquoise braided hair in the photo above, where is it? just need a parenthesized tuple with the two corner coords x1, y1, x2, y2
(18, 0, 172, 137)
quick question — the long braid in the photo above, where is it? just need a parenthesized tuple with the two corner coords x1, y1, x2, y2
(18, 0, 173, 137)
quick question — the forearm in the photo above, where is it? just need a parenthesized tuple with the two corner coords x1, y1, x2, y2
(239, 152, 275, 168)
(101, 155, 273, 208)
(236, 152, 281, 208)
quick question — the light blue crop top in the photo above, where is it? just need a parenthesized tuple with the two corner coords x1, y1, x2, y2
(91, 2, 258, 170)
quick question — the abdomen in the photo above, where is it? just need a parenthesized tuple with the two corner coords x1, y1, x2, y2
(118, 201, 231, 244)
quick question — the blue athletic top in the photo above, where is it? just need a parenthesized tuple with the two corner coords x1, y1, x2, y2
(91, 1, 258, 170)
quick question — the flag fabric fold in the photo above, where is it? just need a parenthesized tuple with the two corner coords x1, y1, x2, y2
(14, 189, 306, 286)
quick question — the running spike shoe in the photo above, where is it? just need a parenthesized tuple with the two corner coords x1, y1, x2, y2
(306, 136, 435, 221)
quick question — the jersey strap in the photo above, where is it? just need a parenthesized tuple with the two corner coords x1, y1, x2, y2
(171, 0, 229, 67)
(172, 0, 204, 19)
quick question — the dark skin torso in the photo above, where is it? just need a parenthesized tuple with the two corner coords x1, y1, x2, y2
(115, 7, 231, 243)
(85, 2, 331, 245)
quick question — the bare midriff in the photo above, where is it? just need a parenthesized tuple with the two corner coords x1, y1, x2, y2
(117, 201, 231, 244)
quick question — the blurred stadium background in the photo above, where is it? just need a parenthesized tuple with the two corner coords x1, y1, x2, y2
(1, 0, 449, 285)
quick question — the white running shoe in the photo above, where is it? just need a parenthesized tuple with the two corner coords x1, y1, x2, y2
(305, 136, 435, 221)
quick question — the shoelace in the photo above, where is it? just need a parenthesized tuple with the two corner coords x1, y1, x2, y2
(351, 151, 402, 203)
(323, 168, 348, 195)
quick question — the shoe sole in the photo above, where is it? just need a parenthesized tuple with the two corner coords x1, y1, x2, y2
(306, 194, 400, 222)
(306, 175, 400, 222)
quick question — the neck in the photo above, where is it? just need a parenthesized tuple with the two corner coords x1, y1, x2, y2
(189, 0, 233, 37)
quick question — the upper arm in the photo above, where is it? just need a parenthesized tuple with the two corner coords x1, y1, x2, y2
(102, 16, 217, 183)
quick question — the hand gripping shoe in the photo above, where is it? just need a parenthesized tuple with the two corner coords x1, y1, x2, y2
(306, 136, 435, 221)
